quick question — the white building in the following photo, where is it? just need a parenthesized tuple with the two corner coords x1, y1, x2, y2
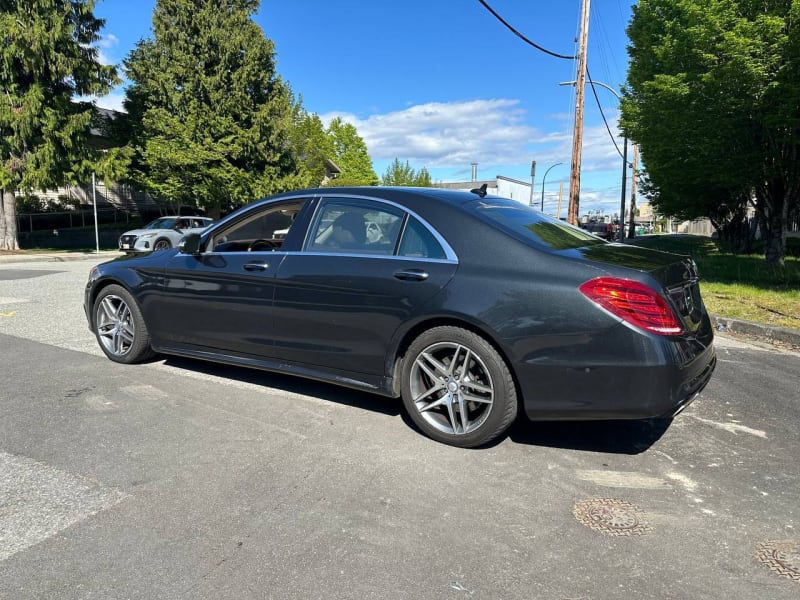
(434, 175, 534, 206)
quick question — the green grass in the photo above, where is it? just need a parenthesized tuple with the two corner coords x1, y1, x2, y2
(630, 235, 800, 330)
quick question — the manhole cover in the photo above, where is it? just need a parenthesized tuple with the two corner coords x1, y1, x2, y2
(572, 498, 652, 536)
(756, 540, 800, 582)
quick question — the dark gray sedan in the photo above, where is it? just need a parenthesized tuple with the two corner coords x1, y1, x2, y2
(85, 187, 716, 447)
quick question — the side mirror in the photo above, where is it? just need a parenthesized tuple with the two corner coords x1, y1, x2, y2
(178, 232, 202, 255)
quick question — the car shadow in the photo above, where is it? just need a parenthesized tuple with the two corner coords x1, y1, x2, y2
(157, 356, 671, 452)
(160, 356, 402, 417)
(505, 417, 672, 454)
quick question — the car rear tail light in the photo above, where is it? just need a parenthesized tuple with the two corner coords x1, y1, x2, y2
(579, 277, 684, 335)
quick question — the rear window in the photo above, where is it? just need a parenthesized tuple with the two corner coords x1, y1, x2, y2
(472, 198, 605, 251)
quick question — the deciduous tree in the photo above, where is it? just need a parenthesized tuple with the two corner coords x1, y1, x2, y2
(623, 0, 800, 265)
(324, 118, 378, 187)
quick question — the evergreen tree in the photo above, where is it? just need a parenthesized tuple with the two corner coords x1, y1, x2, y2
(124, 0, 302, 216)
(381, 158, 432, 186)
(0, 0, 117, 250)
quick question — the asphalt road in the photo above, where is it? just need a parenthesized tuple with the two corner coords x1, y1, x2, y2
(0, 257, 798, 599)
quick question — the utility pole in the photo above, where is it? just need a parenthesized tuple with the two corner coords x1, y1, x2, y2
(618, 136, 628, 243)
(567, 0, 591, 225)
(529, 160, 536, 206)
(628, 145, 639, 238)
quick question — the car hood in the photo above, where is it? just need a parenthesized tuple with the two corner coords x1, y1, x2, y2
(121, 226, 208, 237)
(121, 228, 154, 236)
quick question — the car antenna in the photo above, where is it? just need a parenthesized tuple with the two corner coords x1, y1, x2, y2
(470, 183, 488, 198)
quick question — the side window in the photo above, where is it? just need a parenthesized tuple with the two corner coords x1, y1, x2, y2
(398, 217, 447, 259)
(307, 200, 403, 255)
(209, 200, 306, 252)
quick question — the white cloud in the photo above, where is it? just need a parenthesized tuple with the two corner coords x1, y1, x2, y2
(323, 99, 626, 176)
(321, 99, 540, 168)
(95, 33, 120, 66)
(322, 98, 633, 215)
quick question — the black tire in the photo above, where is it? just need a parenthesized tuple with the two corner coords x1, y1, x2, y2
(401, 326, 518, 448)
(93, 284, 155, 364)
(153, 238, 171, 251)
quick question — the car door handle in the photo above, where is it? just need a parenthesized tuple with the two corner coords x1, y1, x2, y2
(243, 262, 269, 272)
(393, 268, 429, 281)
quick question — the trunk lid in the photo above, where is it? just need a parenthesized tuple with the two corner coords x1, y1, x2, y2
(565, 244, 710, 337)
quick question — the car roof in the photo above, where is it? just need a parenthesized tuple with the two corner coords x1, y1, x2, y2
(268, 186, 487, 209)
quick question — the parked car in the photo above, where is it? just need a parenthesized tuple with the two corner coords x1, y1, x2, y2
(118, 216, 213, 253)
(86, 187, 716, 448)
(581, 220, 618, 240)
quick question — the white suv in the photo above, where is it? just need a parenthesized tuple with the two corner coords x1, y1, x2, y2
(118, 216, 213, 253)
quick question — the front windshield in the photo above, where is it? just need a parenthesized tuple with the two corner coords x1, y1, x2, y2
(472, 198, 605, 251)
(145, 218, 177, 230)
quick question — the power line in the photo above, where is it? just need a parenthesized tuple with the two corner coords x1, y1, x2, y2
(477, 0, 577, 60)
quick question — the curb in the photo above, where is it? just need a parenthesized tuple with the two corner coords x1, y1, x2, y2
(0, 251, 122, 264)
(711, 314, 800, 348)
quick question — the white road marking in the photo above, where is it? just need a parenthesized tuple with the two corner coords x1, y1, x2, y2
(575, 469, 671, 489)
(0, 452, 127, 562)
(689, 416, 767, 438)
(666, 472, 699, 492)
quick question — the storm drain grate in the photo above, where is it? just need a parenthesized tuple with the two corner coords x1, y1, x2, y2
(572, 498, 652, 536)
(756, 540, 800, 582)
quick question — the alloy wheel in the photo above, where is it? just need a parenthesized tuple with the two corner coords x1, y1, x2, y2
(95, 294, 135, 357)
(408, 341, 494, 436)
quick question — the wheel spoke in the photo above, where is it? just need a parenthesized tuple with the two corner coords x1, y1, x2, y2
(460, 390, 493, 405)
(118, 325, 135, 344)
(418, 351, 450, 379)
(413, 381, 444, 403)
(113, 330, 125, 354)
(455, 394, 469, 432)
(454, 346, 471, 377)
(99, 297, 116, 322)
(445, 398, 459, 434)
(463, 378, 492, 396)
(418, 395, 448, 412)
(97, 322, 115, 336)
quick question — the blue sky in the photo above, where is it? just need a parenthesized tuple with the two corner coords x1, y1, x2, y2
(90, 0, 635, 217)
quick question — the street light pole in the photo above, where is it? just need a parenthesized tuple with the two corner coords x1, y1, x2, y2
(541, 162, 564, 212)
(559, 79, 628, 242)
(529, 160, 536, 206)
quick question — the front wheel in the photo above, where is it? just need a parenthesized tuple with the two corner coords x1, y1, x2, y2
(93, 284, 155, 364)
(401, 326, 518, 448)
(153, 238, 172, 251)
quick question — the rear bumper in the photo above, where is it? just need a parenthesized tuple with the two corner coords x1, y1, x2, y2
(517, 337, 716, 421)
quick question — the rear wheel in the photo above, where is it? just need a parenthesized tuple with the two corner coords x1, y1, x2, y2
(401, 326, 517, 448)
(93, 284, 155, 364)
